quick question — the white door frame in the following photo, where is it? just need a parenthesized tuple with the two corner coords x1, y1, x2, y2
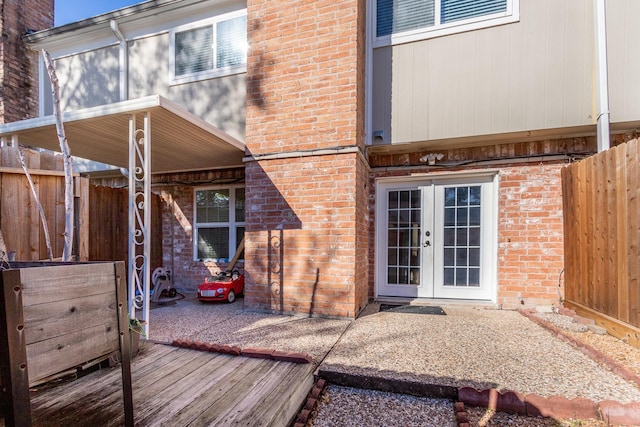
(375, 170, 499, 302)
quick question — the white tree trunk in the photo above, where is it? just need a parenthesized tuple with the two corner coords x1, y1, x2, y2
(18, 147, 54, 261)
(43, 49, 74, 261)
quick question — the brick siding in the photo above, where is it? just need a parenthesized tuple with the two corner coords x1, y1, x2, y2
(369, 137, 598, 309)
(244, 154, 365, 318)
(0, 0, 53, 123)
(245, 0, 366, 317)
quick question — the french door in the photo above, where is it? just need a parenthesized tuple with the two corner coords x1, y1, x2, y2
(376, 174, 497, 301)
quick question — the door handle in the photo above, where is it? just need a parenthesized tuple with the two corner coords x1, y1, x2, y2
(423, 230, 431, 247)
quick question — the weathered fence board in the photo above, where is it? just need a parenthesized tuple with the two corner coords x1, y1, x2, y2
(0, 261, 133, 426)
(0, 146, 88, 261)
(562, 139, 640, 346)
(88, 185, 162, 270)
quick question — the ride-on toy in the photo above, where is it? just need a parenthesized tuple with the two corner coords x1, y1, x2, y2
(197, 237, 245, 303)
(197, 270, 244, 303)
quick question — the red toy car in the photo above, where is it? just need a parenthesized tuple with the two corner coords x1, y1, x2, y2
(197, 271, 244, 303)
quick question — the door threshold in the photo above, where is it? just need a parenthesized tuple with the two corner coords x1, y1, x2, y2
(375, 296, 498, 309)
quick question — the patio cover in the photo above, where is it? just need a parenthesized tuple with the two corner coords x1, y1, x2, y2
(0, 95, 245, 337)
(0, 95, 245, 173)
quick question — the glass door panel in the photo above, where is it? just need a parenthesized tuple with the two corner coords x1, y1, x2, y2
(386, 189, 422, 287)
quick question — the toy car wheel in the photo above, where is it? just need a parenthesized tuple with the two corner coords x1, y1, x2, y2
(227, 290, 236, 303)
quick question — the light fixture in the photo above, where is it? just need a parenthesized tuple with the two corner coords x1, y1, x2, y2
(419, 153, 444, 165)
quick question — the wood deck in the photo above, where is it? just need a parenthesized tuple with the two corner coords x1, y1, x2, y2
(2, 342, 314, 426)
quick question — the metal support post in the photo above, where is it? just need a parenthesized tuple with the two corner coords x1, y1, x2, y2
(128, 112, 151, 338)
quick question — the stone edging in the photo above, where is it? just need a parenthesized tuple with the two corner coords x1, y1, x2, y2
(169, 339, 313, 364)
(457, 386, 640, 425)
(293, 378, 326, 427)
(316, 368, 640, 425)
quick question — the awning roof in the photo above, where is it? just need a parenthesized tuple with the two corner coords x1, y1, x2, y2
(0, 95, 245, 174)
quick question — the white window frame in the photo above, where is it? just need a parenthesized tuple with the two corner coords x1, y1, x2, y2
(373, 0, 519, 47)
(169, 9, 247, 85)
(193, 185, 245, 262)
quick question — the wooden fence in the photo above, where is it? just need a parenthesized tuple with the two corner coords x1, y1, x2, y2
(0, 146, 88, 261)
(0, 145, 162, 268)
(89, 185, 163, 271)
(562, 138, 640, 346)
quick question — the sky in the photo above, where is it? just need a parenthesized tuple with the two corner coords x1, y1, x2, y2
(54, 0, 145, 26)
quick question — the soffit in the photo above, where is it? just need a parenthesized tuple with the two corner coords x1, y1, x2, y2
(0, 95, 245, 174)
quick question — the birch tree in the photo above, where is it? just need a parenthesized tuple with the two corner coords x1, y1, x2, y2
(42, 49, 74, 261)
(17, 147, 53, 261)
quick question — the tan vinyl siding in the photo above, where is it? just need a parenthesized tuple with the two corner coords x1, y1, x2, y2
(607, 0, 640, 123)
(371, 0, 610, 145)
(49, 46, 120, 113)
(128, 33, 246, 141)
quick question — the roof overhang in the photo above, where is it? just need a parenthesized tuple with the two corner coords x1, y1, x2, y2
(0, 95, 245, 174)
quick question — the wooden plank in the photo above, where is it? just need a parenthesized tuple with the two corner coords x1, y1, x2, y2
(75, 176, 90, 261)
(226, 362, 314, 427)
(203, 361, 294, 425)
(36, 175, 58, 259)
(25, 344, 309, 427)
(51, 349, 215, 426)
(114, 260, 133, 427)
(577, 159, 588, 306)
(131, 351, 232, 423)
(567, 300, 640, 349)
(0, 269, 32, 426)
(574, 162, 585, 305)
(605, 147, 618, 318)
(54, 173, 66, 259)
(19, 263, 116, 306)
(615, 143, 629, 323)
(0, 167, 72, 177)
(628, 139, 640, 326)
(561, 164, 577, 304)
(1, 174, 33, 259)
(585, 157, 595, 309)
(23, 292, 117, 344)
(26, 322, 119, 384)
(29, 344, 177, 419)
(154, 357, 275, 426)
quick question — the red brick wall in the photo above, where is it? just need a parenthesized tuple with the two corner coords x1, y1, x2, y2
(90, 169, 247, 291)
(0, 0, 53, 123)
(244, 154, 364, 318)
(497, 163, 565, 308)
(245, 0, 366, 317)
(369, 137, 598, 309)
(153, 169, 246, 290)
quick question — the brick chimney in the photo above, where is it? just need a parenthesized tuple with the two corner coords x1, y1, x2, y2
(0, 0, 54, 124)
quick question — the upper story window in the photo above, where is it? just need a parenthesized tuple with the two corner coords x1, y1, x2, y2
(374, 0, 518, 47)
(170, 10, 247, 84)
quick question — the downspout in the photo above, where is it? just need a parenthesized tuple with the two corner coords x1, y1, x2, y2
(594, 0, 610, 152)
(110, 20, 128, 101)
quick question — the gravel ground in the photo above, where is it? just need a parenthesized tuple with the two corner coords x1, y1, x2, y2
(148, 297, 640, 426)
(534, 311, 640, 378)
(321, 305, 640, 403)
(311, 385, 457, 427)
(148, 293, 350, 363)
(311, 386, 614, 427)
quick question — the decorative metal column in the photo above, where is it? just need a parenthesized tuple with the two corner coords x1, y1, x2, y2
(128, 112, 151, 338)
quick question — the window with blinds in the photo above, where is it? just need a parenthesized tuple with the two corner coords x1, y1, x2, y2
(375, 0, 514, 43)
(171, 11, 247, 84)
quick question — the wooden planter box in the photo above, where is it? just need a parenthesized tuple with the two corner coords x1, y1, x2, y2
(0, 261, 133, 426)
